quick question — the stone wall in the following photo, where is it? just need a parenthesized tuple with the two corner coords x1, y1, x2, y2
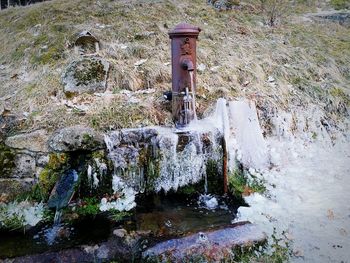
(1, 124, 224, 202)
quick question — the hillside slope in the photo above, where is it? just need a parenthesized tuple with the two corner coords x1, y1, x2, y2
(0, 0, 349, 135)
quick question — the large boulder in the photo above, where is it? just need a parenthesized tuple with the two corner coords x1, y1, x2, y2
(48, 125, 105, 152)
(5, 129, 50, 153)
(62, 57, 109, 96)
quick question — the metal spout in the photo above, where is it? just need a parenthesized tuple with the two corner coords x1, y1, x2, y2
(181, 58, 194, 71)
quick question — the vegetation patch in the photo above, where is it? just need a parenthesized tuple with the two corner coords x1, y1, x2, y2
(330, 87, 350, 105)
(0, 143, 16, 178)
(75, 197, 100, 217)
(231, 228, 292, 263)
(206, 159, 224, 194)
(330, 0, 350, 10)
(37, 153, 70, 201)
(108, 210, 132, 222)
(228, 167, 266, 198)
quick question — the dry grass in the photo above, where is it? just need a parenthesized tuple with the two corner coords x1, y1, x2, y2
(0, 0, 349, 133)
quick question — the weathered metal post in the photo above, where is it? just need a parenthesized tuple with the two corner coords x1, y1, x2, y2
(168, 23, 201, 128)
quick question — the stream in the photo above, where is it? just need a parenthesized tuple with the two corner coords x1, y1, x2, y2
(0, 194, 242, 259)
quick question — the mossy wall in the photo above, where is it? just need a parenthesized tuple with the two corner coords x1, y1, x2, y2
(0, 143, 16, 178)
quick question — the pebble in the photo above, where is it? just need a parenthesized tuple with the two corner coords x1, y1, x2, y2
(268, 76, 275, 82)
(113, 228, 127, 238)
(197, 63, 206, 73)
(134, 59, 148, 67)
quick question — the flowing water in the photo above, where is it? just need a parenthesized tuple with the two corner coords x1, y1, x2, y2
(0, 216, 112, 259)
(128, 194, 241, 237)
(189, 71, 197, 121)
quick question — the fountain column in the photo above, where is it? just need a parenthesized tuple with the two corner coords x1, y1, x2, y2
(168, 23, 201, 128)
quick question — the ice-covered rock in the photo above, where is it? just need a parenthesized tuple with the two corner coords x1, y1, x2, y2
(0, 201, 45, 229)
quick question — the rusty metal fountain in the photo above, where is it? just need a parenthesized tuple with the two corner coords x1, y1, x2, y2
(168, 23, 201, 128)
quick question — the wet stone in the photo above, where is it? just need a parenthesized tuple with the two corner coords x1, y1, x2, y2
(48, 170, 79, 209)
(0, 143, 16, 178)
(113, 228, 127, 238)
(142, 222, 266, 262)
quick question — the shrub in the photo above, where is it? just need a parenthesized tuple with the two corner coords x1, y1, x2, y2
(260, 0, 290, 26)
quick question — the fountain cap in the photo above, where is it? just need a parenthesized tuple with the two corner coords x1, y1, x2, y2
(168, 23, 201, 39)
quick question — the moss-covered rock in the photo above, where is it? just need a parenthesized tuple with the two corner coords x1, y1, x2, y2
(37, 153, 70, 201)
(0, 143, 16, 178)
(62, 57, 109, 96)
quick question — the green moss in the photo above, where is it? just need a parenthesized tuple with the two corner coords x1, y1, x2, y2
(330, 0, 350, 10)
(16, 184, 45, 203)
(11, 44, 26, 61)
(38, 168, 59, 200)
(47, 153, 69, 170)
(82, 133, 93, 143)
(228, 169, 247, 197)
(31, 45, 64, 65)
(0, 143, 16, 178)
(33, 153, 70, 201)
(206, 159, 223, 194)
(75, 197, 100, 217)
(232, 228, 291, 263)
(330, 87, 350, 105)
(228, 168, 266, 198)
(108, 210, 132, 222)
(177, 185, 198, 195)
(92, 150, 106, 160)
(73, 60, 105, 86)
(138, 146, 161, 192)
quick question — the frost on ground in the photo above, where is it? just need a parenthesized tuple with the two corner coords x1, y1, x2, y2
(235, 107, 350, 263)
(99, 174, 136, 212)
(0, 201, 45, 229)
